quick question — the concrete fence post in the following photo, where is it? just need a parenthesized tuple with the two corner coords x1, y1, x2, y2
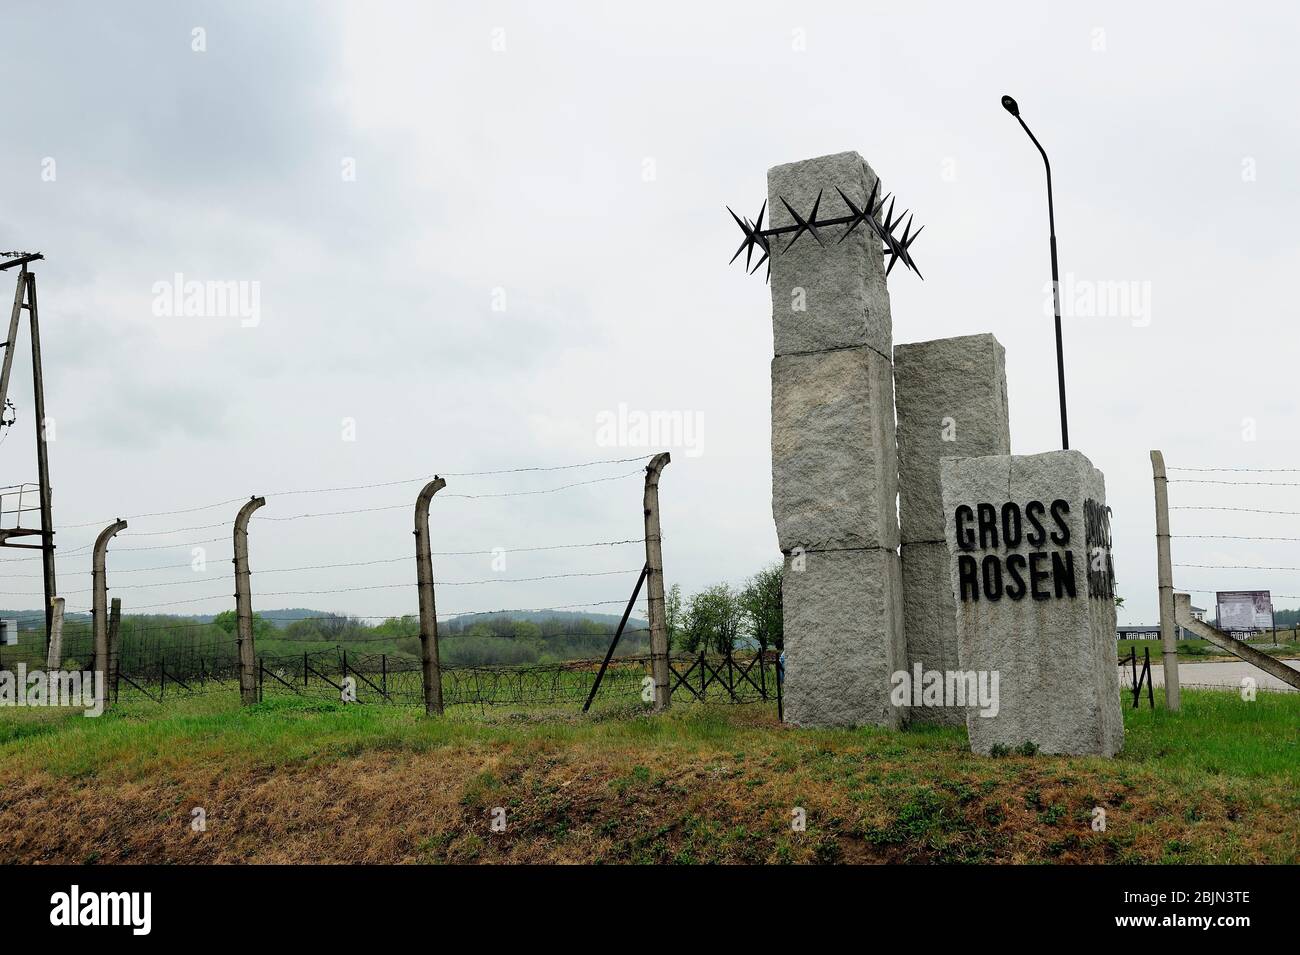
(1150, 450, 1181, 711)
(643, 452, 671, 711)
(91, 518, 127, 697)
(234, 496, 266, 706)
(415, 477, 446, 716)
(107, 597, 122, 704)
(45, 596, 65, 671)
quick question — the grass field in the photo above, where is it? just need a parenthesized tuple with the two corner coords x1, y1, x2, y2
(0, 687, 1296, 864)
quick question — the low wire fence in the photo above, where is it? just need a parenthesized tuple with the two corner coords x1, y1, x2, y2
(256, 649, 644, 708)
(257, 648, 782, 710)
(0, 619, 783, 712)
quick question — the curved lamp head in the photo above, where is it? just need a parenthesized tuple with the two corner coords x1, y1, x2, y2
(1000, 94, 1020, 117)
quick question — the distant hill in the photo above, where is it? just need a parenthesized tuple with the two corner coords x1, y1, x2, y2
(0, 609, 91, 624)
(445, 609, 648, 629)
(248, 609, 651, 631)
(0, 606, 648, 633)
(0, 607, 341, 630)
(247, 608, 340, 628)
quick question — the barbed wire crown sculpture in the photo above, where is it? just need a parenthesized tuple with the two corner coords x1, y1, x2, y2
(727, 177, 924, 282)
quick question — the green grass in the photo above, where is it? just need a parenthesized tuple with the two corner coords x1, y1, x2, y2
(1122, 688, 1300, 777)
(0, 686, 1295, 863)
(0, 689, 658, 780)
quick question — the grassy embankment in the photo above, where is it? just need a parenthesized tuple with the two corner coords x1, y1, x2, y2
(0, 687, 1296, 864)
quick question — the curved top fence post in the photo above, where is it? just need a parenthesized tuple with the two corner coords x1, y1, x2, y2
(90, 518, 127, 685)
(415, 477, 447, 716)
(643, 452, 671, 710)
(1150, 451, 1180, 712)
(234, 496, 266, 706)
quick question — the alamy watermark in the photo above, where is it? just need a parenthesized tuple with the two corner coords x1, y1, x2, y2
(1045, 273, 1151, 327)
(50, 885, 151, 935)
(891, 663, 1000, 717)
(0, 664, 104, 717)
(595, 403, 703, 458)
(151, 273, 261, 327)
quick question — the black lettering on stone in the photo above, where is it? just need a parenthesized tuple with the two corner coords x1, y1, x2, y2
(1083, 498, 1116, 599)
(1049, 499, 1071, 546)
(1029, 551, 1051, 600)
(957, 554, 979, 602)
(981, 555, 1004, 601)
(1025, 500, 1047, 547)
(955, 504, 976, 551)
(1001, 502, 1022, 549)
(1005, 553, 1027, 600)
(977, 502, 999, 550)
(1053, 550, 1077, 599)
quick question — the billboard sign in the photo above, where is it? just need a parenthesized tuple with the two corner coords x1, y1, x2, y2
(1215, 590, 1273, 631)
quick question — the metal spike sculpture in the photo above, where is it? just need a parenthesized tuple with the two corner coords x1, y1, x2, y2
(727, 178, 924, 282)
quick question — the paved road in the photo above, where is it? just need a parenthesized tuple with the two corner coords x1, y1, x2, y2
(1120, 657, 1300, 692)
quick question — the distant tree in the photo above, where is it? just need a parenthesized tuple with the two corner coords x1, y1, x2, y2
(510, 620, 544, 657)
(739, 563, 783, 652)
(373, 615, 419, 639)
(513, 620, 542, 640)
(665, 583, 683, 649)
(684, 583, 743, 655)
(211, 609, 273, 640)
(317, 614, 353, 639)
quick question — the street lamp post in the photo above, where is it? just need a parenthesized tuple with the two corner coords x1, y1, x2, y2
(1002, 94, 1069, 450)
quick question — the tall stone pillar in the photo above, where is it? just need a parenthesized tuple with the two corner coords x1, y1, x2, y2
(940, 450, 1124, 756)
(894, 334, 1010, 725)
(769, 151, 904, 728)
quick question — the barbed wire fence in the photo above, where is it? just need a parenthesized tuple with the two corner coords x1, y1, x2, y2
(1149, 452, 1300, 696)
(0, 453, 782, 714)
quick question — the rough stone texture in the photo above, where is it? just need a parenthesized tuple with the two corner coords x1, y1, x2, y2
(767, 151, 892, 360)
(941, 450, 1124, 756)
(900, 540, 964, 726)
(767, 150, 903, 729)
(770, 344, 898, 552)
(781, 547, 905, 728)
(895, 334, 1010, 725)
(895, 334, 1010, 545)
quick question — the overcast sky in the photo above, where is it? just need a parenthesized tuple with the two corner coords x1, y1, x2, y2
(1, 1, 1297, 626)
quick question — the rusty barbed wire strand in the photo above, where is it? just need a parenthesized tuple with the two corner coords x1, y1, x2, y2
(1168, 479, 1300, 486)
(0, 567, 645, 597)
(61, 595, 648, 614)
(1172, 534, 1300, 542)
(1171, 506, 1300, 516)
(1174, 564, 1300, 571)
(1168, 466, 1300, 473)
(0, 537, 649, 577)
(58, 455, 655, 529)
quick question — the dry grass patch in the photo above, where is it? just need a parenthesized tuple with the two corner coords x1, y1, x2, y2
(0, 689, 1296, 863)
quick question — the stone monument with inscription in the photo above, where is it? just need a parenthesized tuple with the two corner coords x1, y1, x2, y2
(735, 148, 1119, 752)
(940, 450, 1123, 755)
